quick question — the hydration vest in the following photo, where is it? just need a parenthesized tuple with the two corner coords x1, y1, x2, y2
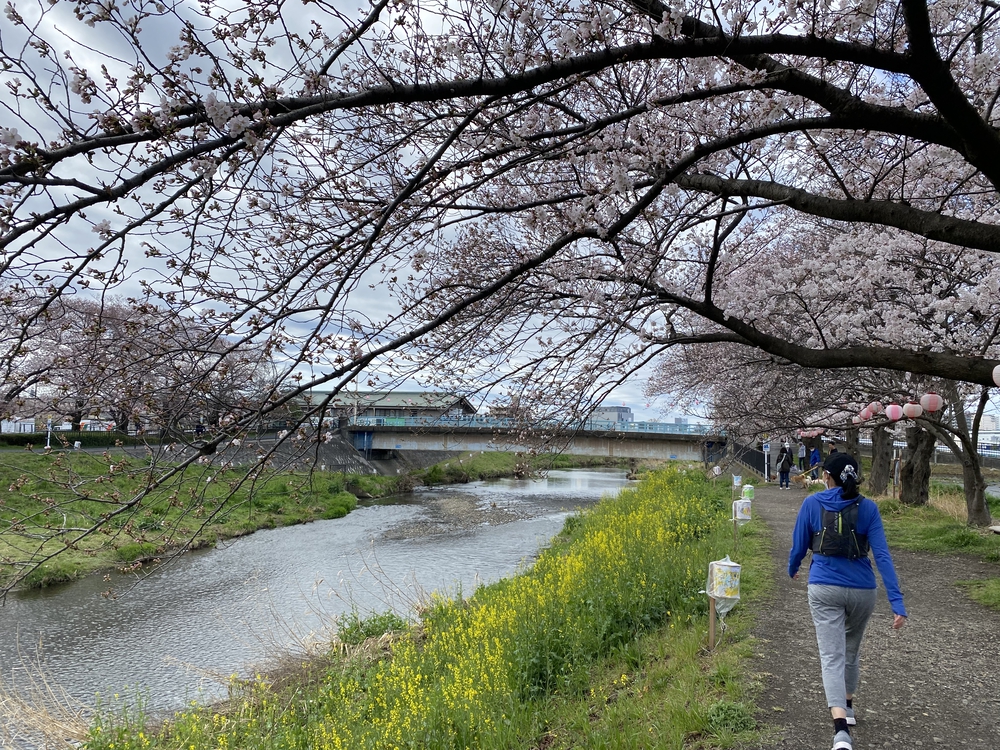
(810, 500, 870, 559)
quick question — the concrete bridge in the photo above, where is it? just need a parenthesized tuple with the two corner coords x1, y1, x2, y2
(344, 416, 726, 464)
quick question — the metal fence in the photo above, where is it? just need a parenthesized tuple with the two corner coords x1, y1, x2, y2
(348, 415, 716, 435)
(732, 440, 766, 477)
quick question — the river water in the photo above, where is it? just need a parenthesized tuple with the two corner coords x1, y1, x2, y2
(0, 469, 630, 714)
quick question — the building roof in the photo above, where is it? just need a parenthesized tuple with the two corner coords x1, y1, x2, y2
(313, 390, 476, 412)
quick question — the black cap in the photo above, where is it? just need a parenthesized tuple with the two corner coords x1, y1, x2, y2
(822, 452, 859, 484)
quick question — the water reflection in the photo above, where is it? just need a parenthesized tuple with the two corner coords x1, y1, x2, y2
(0, 469, 630, 712)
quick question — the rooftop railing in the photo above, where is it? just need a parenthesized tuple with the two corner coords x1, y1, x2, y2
(347, 415, 717, 435)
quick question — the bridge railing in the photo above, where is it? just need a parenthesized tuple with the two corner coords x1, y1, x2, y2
(347, 415, 716, 435)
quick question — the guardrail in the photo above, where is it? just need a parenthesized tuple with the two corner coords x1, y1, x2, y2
(857, 436, 1000, 459)
(347, 415, 716, 436)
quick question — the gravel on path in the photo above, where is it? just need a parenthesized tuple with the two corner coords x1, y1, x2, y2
(748, 484, 1000, 750)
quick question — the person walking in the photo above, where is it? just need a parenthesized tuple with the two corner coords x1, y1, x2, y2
(776, 442, 794, 489)
(788, 452, 907, 750)
(810, 444, 822, 479)
(798, 441, 807, 471)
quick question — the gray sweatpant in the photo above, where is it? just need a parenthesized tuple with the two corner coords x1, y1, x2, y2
(807, 584, 878, 709)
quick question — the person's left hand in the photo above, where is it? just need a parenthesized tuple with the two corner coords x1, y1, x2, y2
(892, 614, 907, 630)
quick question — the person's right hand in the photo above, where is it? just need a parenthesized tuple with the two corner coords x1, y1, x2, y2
(892, 615, 907, 630)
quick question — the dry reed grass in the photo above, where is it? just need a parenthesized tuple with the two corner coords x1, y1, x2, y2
(929, 488, 969, 523)
(0, 641, 90, 749)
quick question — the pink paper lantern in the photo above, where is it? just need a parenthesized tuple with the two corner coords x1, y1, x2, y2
(859, 408, 872, 421)
(902, 401, 923, 419)
(994, 365, 1000, 387)
(885, 403, 904, 421)
(867, 401, 883, 414)
(919, 392, 944, 413)
(852, 415, 862, 424)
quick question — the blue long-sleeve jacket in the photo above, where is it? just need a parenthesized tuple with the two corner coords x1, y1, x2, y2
(788, 487, 907, 617)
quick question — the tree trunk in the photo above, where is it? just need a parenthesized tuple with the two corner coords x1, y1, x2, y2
(112, 408, 130, 432)
(867, 425, 892, 496)
(943, 383, 993, 527)
(845, 427, 860, 461)
(961, 456, 993, 526)
(899, 425, 935, 506)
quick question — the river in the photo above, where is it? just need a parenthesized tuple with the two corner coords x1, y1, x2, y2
(0, 468, 631, 716)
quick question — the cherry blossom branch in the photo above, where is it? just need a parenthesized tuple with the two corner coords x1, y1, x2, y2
(674, 174, 1000, 253)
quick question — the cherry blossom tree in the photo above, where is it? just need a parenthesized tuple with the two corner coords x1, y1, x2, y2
(4, 0, 1000, 584)
(648, 343, 996, 524)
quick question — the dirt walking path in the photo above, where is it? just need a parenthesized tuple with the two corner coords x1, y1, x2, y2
(747, 484, 1000, 750)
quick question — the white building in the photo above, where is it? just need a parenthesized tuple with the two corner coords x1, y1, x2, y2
(979, 414, 1000, 432)
(592, 405, 634, 422)
(1, 417, 36, 433)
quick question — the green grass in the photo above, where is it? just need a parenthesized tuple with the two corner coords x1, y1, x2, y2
(83, 468, 772, 750)
(0, 448, 638, 592)
(17, 555, 87, 589)
(339, 472, 412, 497)
(0, 450, 392, 590)
(956, 579, 1000, 609)
(876, 487, 1000, 560)
(877, 500, 990, 553)
(337, 609, 410, 645)
(114, 541, 160, 563)
(874, 485, 1000, 612)
(415, 451, 661, 485)
(528, 518, 771, 750)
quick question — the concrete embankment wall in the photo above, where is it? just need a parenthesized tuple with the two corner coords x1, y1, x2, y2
(126, 431, 378, 474)
(369, 449, 464, 475)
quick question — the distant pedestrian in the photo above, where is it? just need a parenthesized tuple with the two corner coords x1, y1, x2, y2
(788, 452, 907, 750)
(798, 441, 807, 471)
(829, 443, 839, 455)
(810, 445, 821, 479)
(776, 442, 794, 489)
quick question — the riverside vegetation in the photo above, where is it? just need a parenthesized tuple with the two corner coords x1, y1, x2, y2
(14, 455, 1000, 748)
(873, 476, 1000, 612)
(0, 448, 648, 592)
(85, 468, 771, 750)
(0, 449, 393, 591)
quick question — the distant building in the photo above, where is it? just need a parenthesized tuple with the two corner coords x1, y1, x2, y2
(311, 390, 477, 420)
(0, 417, 36, 433)
(980, 414, 1000, 432)
(592, 405, 634, 422)
(488, 396, 532, 420)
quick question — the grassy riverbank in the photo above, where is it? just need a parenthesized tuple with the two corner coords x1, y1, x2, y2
(0, 446, 645, 591)
(873, 481, 1000, 611)
(414, 451, 663, 485)
(0, 447, 644, 591)
(0, 450, 406, 590)
(84, 468, 771, 750)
